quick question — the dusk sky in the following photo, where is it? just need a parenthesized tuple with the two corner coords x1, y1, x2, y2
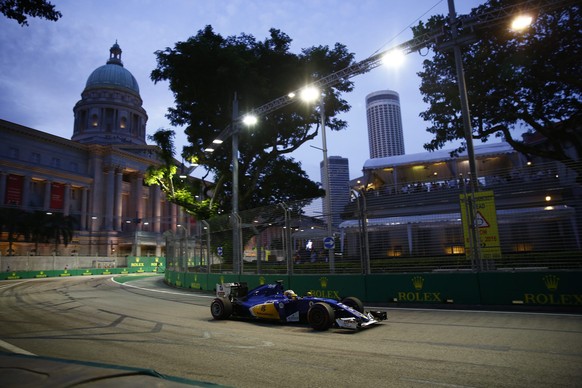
(0, 0, 485, 181)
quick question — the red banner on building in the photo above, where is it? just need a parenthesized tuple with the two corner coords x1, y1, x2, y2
(50, 182, 65, 209)
(5, 174, 23, 205)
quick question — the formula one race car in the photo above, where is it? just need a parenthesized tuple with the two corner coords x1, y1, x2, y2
(210, 281, 387, 331)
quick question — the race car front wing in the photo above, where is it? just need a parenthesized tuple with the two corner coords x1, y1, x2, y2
(336, 310, 387, 330)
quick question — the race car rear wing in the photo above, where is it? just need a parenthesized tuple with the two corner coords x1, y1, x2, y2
(216, 282, 248, 299)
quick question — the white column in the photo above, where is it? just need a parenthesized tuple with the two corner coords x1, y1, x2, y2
(22, 175, 31, 210)
(81, 186, 88, 230)
(44, 180, 51, 211)
(153, 185, 161, 233)
(63, 183, 71, 216)
(104, 167, 115, 230)
(133, 173, 144, 221)
(0, 172, 7, 205)
(90, 150, 104, 224)
(114, 169, 123, 231)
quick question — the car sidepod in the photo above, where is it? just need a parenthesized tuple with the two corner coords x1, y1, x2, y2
(248, 300, 282, 320)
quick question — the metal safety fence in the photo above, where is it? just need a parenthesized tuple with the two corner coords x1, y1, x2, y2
(166, 159, 582, 274)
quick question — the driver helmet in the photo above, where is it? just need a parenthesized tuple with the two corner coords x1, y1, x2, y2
(284, 289, 297, 299)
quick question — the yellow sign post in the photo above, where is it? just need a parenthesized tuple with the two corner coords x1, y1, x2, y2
(460, 190, 502, 260)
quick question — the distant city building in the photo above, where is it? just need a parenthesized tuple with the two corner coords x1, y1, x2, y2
(320, 156, 350, 228)
(366, 90, 405, 158)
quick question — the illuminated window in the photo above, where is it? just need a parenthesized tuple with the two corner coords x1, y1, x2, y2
(444, 245, 465, 255)
(387, 246, 402, 257)
(513, 243, 532, 252)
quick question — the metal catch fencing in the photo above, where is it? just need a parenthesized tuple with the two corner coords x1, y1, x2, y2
(166, 159, 582, 274)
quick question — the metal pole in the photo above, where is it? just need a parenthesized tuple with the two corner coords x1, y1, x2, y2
(278, 203, 293, 275)
(448, 0, 481, 268)
(89, 218, 93, 256)
(232, 93, 241, 274)
(184, 225, 189, 272)
(319, 98, 335, 272)
(201, 220, 211, 274)
(361, 191, 370, 275)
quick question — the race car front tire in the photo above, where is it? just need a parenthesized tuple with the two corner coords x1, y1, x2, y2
(211, 297, 233, 320)
(308, 302, 335, 331)
(341, 296, 364, 313)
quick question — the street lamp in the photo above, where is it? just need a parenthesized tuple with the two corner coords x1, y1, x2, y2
(89, 216, 97, 256)
(381, 48, 406, 68)
(511, 15, 533, 31)
(229, 95, 259, 275)
(445, 1, 533, 268)
(446, 0, 482, 268)
(351, 188, 370, 274)
(300, 86, 334, 271)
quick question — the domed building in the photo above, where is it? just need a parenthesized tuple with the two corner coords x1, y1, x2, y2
(0, 43, 194, 262)
(73, 42, 147, 145)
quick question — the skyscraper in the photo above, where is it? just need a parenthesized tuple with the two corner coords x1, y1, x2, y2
(320, 156, 350, 228)
(366, 90, 405, 158)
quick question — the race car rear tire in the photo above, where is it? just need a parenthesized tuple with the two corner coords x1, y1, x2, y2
(211, 297, 233, 320)
(308, 302, 335, 331)
(341, 296, 364, 313)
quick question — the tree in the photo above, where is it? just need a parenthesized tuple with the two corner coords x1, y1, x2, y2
(412, 0, 581, 180)
(150, 26, 355, 215)
(45, 212, 75, 255)
(145, 129, 217, 219)
(1, 0, 62, 26)
(25, 211, 52, 253)
(0, 207, 28, 255)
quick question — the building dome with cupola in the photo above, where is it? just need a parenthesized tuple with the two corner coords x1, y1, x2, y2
(72, 42, 147, 145)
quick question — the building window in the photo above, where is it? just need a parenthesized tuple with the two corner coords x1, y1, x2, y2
(120, 117, 127, 129)
(9, 147, 19, 159)
(51, 157, 61, 168)
(91, 114, 98, 127)
(30, 152, 41, 164)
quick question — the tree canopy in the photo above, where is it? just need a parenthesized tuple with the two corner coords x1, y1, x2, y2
(412, 0, 581, 179)
(0, 208, 75, 255)
(149, 26, 356, 216)
(1, 0, 61, 26)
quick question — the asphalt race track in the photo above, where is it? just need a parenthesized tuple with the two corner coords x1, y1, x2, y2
(0, 275, 581, 387)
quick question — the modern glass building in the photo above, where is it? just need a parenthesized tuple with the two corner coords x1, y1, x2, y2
(366, 90, 405, 158)
(320, 156, 350, 228)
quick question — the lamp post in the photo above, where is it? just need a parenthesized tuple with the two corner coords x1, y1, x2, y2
(318, 98, 335, 272)
(278, 203, 293, 274)
(446, 0, 482, 269)
(231, 94, 242, 275)
(351, 188, 370, 274)
(89, 216, 97, 256)
(230, 96, 259, 275)
(300, 87, 334, 271)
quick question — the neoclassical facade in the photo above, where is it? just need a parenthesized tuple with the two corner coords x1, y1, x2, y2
(0, 43, 190, 257)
